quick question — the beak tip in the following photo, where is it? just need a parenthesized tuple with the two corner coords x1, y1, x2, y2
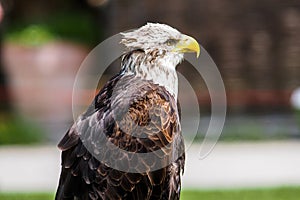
(195, 45, 200, 58)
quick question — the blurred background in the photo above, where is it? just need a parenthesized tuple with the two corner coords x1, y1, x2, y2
(0, 0, 300, 199)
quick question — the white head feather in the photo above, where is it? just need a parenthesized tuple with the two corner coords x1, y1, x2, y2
(121, 23, 182, 52)
(120, 23, 187, 99)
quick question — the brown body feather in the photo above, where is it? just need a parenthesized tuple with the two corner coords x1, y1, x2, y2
(55, 72, 185, 200)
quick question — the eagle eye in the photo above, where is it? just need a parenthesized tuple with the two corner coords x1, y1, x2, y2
(165, 39, 178, 46)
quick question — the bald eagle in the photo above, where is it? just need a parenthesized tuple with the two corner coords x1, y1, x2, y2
(55, 23, 200, 200)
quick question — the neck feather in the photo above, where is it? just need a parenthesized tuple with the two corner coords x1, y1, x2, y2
(121, 50, 182, 99)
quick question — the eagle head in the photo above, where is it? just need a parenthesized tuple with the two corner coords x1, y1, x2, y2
(120, 23, 200, 98)
(121, 23, 200, 65)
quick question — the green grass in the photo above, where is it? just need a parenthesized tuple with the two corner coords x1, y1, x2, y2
(0, 193, 54, 200)
(0, 187, 299, 200)
(181, 187, 300, 200)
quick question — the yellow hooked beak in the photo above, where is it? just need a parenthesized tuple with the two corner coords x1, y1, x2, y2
(173, 34, 200, 58)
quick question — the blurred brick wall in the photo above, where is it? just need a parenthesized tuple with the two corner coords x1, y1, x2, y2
(103, 0, 300, 113)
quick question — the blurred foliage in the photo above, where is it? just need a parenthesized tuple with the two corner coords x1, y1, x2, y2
(219, 123, 288, 141)
(194, 120, 289, 142)
(4, 12, 99, 46)
(4, 25, 56, 46)
(295, 109, 300, 126)
(0, 114, 44, 145)
(45, 12, 100, 45)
